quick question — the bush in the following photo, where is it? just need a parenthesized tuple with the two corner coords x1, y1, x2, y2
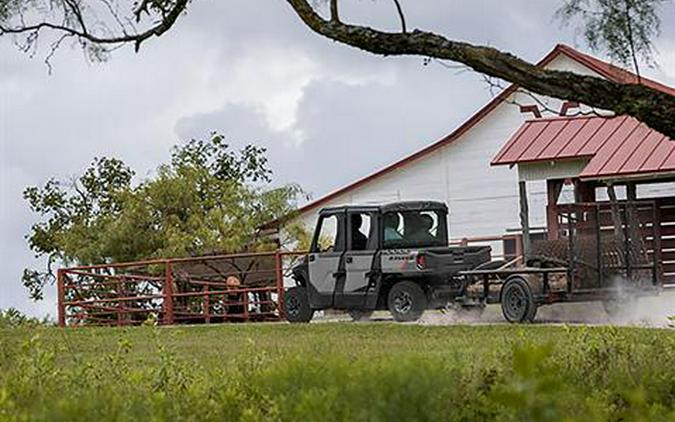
(0, 308, 47, 329)
(0, 324, 673, 421)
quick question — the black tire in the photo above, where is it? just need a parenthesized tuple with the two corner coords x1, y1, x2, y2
(500, 277, 537, 323)
(387, 281, 427, 322)
(348, 310, 374, 322)
(284, 286, 314, 323)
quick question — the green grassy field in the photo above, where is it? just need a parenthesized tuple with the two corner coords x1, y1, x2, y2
(1, 323, 674, 421)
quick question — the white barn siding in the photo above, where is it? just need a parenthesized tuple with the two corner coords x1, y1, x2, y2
(292, 53, 673, 249)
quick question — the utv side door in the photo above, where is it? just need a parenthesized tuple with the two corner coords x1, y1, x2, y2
(335, 211, 378, 309)
(307, 211, 346, 309)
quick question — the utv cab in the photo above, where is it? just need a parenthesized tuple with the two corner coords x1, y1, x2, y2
(285, 201, 491, 322)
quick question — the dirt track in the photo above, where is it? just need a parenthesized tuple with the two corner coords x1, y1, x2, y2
(322, 289, 675, 328)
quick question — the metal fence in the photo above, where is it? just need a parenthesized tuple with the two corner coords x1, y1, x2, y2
(532, 201, 660, 291)
(57, 251, 305, 327)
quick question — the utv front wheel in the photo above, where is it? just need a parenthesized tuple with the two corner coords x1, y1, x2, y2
(388, 281, 427, 322)
(284, 286, 314, 323)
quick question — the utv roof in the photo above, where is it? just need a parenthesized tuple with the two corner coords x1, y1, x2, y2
(319, 201, 448, 215)
(380, 201, 448, 213)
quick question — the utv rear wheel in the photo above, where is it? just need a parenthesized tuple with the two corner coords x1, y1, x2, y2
(388, 281, 427, 322)
(500, 277, 537, 323)
(284, 286, 313, 323)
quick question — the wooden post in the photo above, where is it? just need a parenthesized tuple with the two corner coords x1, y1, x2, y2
(546, 179, 563, 240)
(57, 269, 66, 328)
(575, 179, 596, 203)
(514, 234, 524, 260)
(654, 200, 663, 286)
(519, 181, 531, 258)
(163, 261, 174, 325)
(606, 184, 624, 239)
(625, 182, 643, 250)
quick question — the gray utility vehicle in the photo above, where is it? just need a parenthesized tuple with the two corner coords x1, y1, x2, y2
(284, 201, 491, 322)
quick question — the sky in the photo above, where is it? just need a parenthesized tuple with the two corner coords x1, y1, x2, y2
(1, 0, 674, 318)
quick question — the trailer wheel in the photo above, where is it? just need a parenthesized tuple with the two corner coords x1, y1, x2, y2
(284, 286, 314, 323)
(500, 277, 537, 323)
(388, 281, 427, 322)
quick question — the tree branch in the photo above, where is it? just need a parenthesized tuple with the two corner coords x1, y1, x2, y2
(391, 0, 406, 33)
(0, 0, 188, 53)
(330, 0, 339, 22)
(286, 0, 675, 138)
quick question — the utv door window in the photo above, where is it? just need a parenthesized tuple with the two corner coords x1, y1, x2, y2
(382, 210, 447, 249)
(348, 213, 375, 251)
(312, 214, 344, 253)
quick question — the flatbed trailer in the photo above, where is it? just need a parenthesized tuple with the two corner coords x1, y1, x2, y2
(456, 201, 662, 323)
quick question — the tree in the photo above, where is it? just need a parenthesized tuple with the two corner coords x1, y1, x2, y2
(22, 132, 305, 300)
(0, 0, 673, 137)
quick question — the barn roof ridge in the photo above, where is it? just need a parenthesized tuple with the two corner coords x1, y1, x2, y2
(290, 43, 675, 218)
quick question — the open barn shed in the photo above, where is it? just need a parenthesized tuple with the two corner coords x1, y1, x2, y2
(492, 115, 675, 286)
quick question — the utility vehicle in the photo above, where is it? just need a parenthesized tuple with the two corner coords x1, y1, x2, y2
(284, 201, 491, 322)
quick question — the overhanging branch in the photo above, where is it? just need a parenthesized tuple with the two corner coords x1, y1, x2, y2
(285, 0, 675, 139)
(0, 0, 189, 53)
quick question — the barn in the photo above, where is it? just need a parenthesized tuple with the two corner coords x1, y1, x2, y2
(285, 44, 675, 258)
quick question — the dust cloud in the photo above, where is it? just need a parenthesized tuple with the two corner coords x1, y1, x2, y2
(416, 290, 674, 327)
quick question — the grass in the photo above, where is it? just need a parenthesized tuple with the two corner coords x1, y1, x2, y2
(1, 323, 674, 421)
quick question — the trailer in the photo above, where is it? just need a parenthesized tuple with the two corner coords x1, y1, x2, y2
(459, 201, 662, 322)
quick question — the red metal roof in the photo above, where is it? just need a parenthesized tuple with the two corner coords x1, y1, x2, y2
(491, 115, 674, 180)
(289, 44, 675, 219)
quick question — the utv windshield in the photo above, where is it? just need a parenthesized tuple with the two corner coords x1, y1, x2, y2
(382, 210, 447, 249)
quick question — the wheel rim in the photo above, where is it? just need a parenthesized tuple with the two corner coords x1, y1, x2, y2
(504, 284, 528, 321)
(393, 291, 413, 314)
(286, 295, 300, 317)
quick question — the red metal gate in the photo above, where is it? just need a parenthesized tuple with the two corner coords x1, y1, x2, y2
(57, 251, 304, 327)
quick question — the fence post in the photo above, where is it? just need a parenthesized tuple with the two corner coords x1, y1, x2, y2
(57, 269, 66, 328)
(203, 284, 210, 324)
(275, 251, 285, 319)
(116, 276, 123, 327)
(163, 261, 174, 325)
(243, 291, 249, 321)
